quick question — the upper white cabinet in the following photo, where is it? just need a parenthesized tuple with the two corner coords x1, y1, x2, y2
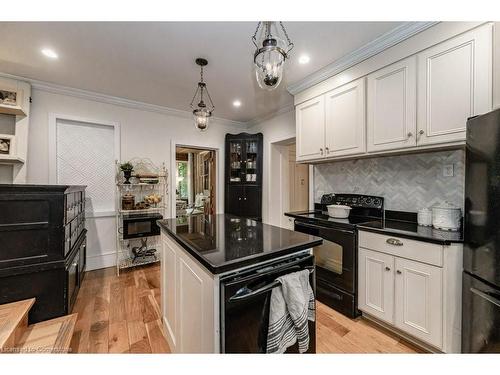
(325, 78, 366, 157)
(367, 56, 417, 152)
(296, 96, 325, 161)
(294, 23, 493, 162)
(417, 25, 492, 146)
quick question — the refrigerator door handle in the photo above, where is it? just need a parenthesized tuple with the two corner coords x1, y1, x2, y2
(470, 287, 500, 308)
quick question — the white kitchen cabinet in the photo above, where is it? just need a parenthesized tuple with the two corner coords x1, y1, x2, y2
(367, 57, 417, 152)
(325, 78, 366, 157)
(161, 234, 216, 353)
(358, 230, 462, 353)
(358, 248, 394, 324)
(296, 96, 325, 161)
(394, 257, 443, 349)
(417, 25, 492, 146)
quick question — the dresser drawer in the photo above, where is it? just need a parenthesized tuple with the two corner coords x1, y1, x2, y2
(358, 230, 443, 267)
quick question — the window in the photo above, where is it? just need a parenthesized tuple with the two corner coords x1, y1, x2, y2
(176, 161, 188, 200)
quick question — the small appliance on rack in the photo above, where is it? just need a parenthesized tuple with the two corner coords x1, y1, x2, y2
(115, 158, 168, 275)
(285, 193, 384, 318)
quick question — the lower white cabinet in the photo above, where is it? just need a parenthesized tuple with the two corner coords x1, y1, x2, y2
(358, 248, 394, 324)
(358, 231, 462, 353)
(394, 257, 443, 348)
(161, 233, 216, 353)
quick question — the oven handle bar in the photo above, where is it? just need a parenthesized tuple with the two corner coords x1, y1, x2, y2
(295, 221, 354, 234)
(228, 267, 314, 302)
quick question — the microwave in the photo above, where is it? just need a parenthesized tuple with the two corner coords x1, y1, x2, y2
(122, 213, 163, 240)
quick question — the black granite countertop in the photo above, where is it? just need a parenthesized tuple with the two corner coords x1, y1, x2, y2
(157, 214, 323, 274)
(357, 211, 463, 245)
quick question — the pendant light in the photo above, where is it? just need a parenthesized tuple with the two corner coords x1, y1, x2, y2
(190, 58, 215, 132)
(252, 21, 294, 91)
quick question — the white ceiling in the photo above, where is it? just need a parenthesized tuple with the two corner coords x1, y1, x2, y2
(0, 22, 404, 123)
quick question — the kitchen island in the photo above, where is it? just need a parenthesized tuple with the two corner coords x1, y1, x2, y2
(157, 214, 322, 353)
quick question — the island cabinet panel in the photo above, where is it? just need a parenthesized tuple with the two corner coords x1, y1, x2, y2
(417, 24, 492, 146)
(161, 233, 216, 353)
(367, 56, 417, 152)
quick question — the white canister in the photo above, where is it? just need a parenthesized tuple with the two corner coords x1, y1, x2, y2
(417, 208, 433, 227)
(432, 202, 462, 231)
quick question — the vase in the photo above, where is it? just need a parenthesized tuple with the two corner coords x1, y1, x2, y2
(123, 170, 132, 184)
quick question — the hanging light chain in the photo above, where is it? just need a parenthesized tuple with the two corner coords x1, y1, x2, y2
(279, 22, 294, 53)
(251, 21, 261, 48)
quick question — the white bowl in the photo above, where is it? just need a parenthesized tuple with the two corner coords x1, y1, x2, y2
(327, 204, 351, 218)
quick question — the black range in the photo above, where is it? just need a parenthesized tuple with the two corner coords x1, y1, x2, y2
(157, 214, 322, 274)
(286, 193, 384, 318)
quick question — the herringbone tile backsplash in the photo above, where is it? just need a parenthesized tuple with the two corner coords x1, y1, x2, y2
(314, 149, 465, 212)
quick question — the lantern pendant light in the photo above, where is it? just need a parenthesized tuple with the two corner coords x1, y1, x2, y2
(190, 58, 215, 132)
(252, 21, 294, 91)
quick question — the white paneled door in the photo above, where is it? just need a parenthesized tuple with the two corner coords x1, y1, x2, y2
(324, 78, 366, 157)
(367, 56, 417, 152)
(417, 25, 492, 146)
(296, 96, 325, 161)
(358, 248, 395, 324)
(394, 257, 443, 349)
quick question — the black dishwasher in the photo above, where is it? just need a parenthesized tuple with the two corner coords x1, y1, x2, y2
(220, 253, 316, 353)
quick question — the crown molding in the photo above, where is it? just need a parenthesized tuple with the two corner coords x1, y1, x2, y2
(245, 104, 295, 128)
(0, 72, 246, 128)
(287, 21, 439, 96)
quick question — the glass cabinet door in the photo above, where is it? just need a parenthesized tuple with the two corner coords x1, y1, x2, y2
(229, 141, 243, 183)
(244, 140, 258, 183)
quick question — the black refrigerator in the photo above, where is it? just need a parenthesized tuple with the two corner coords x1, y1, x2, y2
(463, 108, 500, 353)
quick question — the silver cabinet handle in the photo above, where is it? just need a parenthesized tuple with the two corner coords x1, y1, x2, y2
(238, 197, 242, 201)
(385, 266, 391, 271)
(320, 148, 323, 155)
(244, 197, 247, 201)
(407, 132, 413, 138)
(386, 238, 403, 246)
(325, 147, 330, 154)
(396, 270, 402, 275)
(418, 129, 424, 135)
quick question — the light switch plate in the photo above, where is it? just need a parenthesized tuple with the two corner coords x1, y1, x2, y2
(443, 164, 454, 177)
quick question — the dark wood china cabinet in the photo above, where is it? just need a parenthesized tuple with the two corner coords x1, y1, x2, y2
(224, 133, 263, 221)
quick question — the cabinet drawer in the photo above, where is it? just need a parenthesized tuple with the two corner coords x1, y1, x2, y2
(359, 231, 443, 267)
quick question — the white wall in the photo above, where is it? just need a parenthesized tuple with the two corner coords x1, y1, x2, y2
(247, 110, 296, 225)
(27, 88, 246, 270)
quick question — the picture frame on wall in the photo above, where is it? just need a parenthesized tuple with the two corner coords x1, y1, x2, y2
(0, 89, 17, 107)
(0, 134, 15, 156)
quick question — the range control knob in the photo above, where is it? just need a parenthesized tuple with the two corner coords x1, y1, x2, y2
(365, 198, 372, 205)
(373, 198, 381, 207)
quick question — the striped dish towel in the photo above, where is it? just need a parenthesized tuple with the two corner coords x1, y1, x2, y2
(266, 269, 315, 354)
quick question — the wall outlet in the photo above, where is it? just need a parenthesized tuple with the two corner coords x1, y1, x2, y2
(443, 164, 454, 177)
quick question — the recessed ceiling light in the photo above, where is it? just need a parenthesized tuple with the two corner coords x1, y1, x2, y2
(298, 55, 310, 64)
(41, 48, 58, 59)
(232, 100, 242, 108)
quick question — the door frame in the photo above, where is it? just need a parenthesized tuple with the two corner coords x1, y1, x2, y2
(48, 113, 121, 218)
(170, 140, 221, 219)
(268, 134, 314, 227)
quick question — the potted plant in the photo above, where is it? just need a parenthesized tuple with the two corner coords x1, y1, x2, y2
(120, 161, 134, 184)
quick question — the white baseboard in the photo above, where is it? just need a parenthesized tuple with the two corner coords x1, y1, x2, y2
(86, 250, 117, 271)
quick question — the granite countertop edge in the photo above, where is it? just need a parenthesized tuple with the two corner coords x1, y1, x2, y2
(157, 220, 323, 274)
(357, 223, 464, 246)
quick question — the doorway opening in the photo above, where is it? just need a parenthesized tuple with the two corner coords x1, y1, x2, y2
(269, 138, 310, 229)
(175, 146, 216, 217)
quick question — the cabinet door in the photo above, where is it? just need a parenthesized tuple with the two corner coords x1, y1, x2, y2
(225, 186, 244, 216)
(367, 56, 417, 152)
(394, 257, 443, 349)
(417, 25, 492, 146)
(296, 96, 325, 161)
(325, 78, 366, 157)
(358, 248, 395, 324)
(243, 186, 261, 219)
(161, 237, 178, 352)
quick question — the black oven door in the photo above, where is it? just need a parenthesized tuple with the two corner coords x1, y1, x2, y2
(220, 254, 316, 353)
(294, 221, 355, 293)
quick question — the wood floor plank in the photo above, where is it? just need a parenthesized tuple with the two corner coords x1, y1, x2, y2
(108, 321, 130, 353)
(109, 281, 126, 323)
(145, 319, 170, 353)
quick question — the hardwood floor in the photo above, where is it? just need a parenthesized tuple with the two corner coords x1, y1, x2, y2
(70, 263, 170, 353)
(71, 263, 420, 354)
